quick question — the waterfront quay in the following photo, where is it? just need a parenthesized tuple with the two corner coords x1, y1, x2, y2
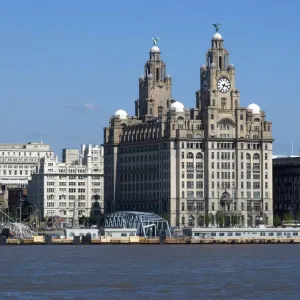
(1, 235, 300, 245)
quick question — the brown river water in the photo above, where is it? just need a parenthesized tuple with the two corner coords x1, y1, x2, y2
(0, 244, 299, 299)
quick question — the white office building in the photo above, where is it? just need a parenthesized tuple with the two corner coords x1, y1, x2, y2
(0, 142, 54, 187)
(27, 144, 104, 226)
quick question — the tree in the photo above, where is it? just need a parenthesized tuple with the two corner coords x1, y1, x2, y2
(216, 212, 224, 228)
(205, 213, 211, 227)
(231, 214, 239, 227)
(79, 215, 86, 226)
(283, 212, 293, 223)
(295, 212, 300, 222)
(273, 215, 281, 227)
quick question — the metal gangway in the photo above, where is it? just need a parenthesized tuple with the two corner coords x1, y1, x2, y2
(0, 210, 37, 238)
(105, 211, 171, 237)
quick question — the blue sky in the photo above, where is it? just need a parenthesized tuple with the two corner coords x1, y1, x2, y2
(0, 1, 298, 156)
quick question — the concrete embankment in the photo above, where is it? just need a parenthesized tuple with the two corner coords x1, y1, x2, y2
(1, 236, 300, 245)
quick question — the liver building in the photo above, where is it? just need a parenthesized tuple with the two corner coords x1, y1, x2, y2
(104, 26, 273, 228)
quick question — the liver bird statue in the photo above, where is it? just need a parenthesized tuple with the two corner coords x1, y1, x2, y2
(212, 23, 221, 32)
(151, 37, 160, 46)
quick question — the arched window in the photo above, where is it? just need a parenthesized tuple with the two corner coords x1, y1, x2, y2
(196, 152, 203, 159)
(253, 153, 260, 160)
(240, 114, 243, 121)
(187, 152, 194, 159)
(246, 153, 251, 160)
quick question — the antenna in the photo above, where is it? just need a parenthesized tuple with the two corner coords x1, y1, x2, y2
(292, 141, 294, 156)
(40, 132, 43, 144)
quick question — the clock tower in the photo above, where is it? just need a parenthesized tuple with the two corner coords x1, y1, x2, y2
(196, 26, 240, 113)
(135, 38, 172, 120)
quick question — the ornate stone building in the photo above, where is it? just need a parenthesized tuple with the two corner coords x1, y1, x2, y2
(104, 28, 274, 228)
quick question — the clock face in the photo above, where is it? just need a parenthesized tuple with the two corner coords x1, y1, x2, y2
(202, 79, 208, 91)
(217, 77, 231, 93)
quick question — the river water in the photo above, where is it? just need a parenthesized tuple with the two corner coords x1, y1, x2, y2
(0, 244, 299, 299)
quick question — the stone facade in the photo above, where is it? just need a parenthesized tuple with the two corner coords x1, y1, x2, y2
(104, 30, 274, 228)
(27, 144, 104, 227)
(0, 142, 54, 187)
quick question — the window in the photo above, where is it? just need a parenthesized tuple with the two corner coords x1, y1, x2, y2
(187, 181, 194, 189)
(187, 152, 193, 159)
(265, 203, 268, 211)
(211, 124, 214, 130)
(253, 182, 260, 189)
(265, 153, 268, 160)
(241, 202, 244, 211)
(211, 114, 214, 120)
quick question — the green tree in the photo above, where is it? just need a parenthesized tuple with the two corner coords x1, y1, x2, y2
(205, 213, 211, 227)
(273, 215, 281, 227)
(231, 214, 239, 227)
(79, 215, 86, 226)
(283, 212, 293, 223)
(295, 212, 300, 222)
(216, 212, 224, 228)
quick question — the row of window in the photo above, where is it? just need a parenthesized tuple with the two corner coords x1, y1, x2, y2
(46, 188, 86, 193)
(0, 151, 50, 156)
(182, 191, 268, 200)
(46, 194, 103, 200)
(0, 170, 31, 176)
(47, 202, 87, 208)
(181, 201, 269, 212)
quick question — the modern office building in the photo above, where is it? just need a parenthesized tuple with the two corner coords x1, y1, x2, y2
(273, 156, 300, 218)
(104, 28, 273, 227)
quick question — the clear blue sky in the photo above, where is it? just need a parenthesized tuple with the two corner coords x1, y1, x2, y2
(0, 0, 298, 156)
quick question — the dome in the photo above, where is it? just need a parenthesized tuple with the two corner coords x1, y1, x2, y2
(213, 32, 223, 40)
(114, 109, 128, 119)
(150, 46, 160, 53)
(247, 103, 261, 114)
(170, 101, 185, 113)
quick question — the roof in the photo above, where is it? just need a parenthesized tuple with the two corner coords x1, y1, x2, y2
(273, 156, 300, 167)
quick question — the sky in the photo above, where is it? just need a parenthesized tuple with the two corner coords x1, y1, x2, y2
(0, 0, 299, 156)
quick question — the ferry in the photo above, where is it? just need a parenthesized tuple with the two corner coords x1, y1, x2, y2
(183, 225, 300, 240)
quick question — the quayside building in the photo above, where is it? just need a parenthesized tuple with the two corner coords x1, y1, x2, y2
(103, 27, 273, 228)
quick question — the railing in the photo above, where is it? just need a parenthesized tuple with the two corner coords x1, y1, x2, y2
(0, 210, 37, 238)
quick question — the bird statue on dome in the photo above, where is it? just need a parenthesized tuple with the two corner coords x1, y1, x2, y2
(213, 23, 222, 32)
(151, 37, 160, 46)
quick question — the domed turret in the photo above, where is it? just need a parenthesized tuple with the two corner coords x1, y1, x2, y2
(169, 101, 185, 113)
(114, 109, 128, 119)
(213, 32, 223, 40)
(247, 103, 261, 114)
(150, 45, 160, 53)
